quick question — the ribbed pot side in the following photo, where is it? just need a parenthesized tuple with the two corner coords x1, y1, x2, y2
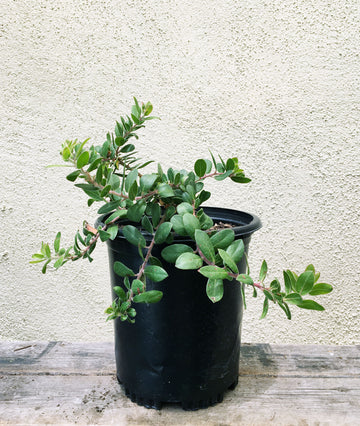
(103, 207, 261, 410)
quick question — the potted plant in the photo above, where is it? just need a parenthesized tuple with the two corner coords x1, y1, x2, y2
(31, 98, 332, 410)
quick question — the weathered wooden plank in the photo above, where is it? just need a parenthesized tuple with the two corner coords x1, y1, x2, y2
(0, 342, 359, 425)
(0, 373, 359, 425)
(0, 342, 115, 374)
(1, 342, 358, 377)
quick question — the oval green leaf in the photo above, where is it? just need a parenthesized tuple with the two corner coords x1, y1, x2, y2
(182, 213, 201, 238)
(195, 229, 215, 263)
(199, 265, 230, 280)
(295, 271, 315, 295)
(161, 244, 193, 263)
(114, 261, 135, 277)
(206, 279, 224, 303)
(218, 248, 238, 274)
(296, 300, 325, 311)
(133, 290, 163, 304)
(122, 225, 146, 248)
(226, 239, 244, 264)
(210, 229, 235, 249)
(309, 283, 333, 296)
(194, 159, 207, 177)
(144, 265, 168, 282)
(76, 151, 90, 169)
(175, 252, 203, 270)
(154, 222, 173, 244)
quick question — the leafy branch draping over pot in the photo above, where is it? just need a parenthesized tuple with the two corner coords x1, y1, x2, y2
(31, 98, 333, 322)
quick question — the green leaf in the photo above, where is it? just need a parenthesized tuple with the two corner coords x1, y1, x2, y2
(141, 216, 153, 234)
(100, 184, 111, 197)
(114, 261, 135, 277)
(263, 289, 275, 302)
(140, 174, 158, 193)
(197, 209, 214, 230)
(76, 151, 90, 169)
(54, 232, 61, 253)
(154, 222, 173, 244)
(66, 170, 81, 182)
(199, 265, 230, 280)
(284, 293, 303, 305)
(226, 158, 235, 171)
(98, 200, 122, 215)
(230, 176, 251, 184)
(122, 225, 146, 248)
(278, 301, 292, 320)
(31, 253, 45, 261)
(127, 200, 146, 222)
(161, 244, 193, 263)
(99, 229, 111, 242)
(286, 270, 298, 292)
(121, 144, 135, 153)
(204, 159, 212, 173)
(210, 229, 235, 249)
(158, 183, 174, 198)
(259, 260, 268, 282)
(149, 256, 162, 266)
(177, 202, 193, 216)
(236, 274, 254, 285)
(165, 206, 176, 221)
(309, 283, 333, 296)
(295, 271, 315, 295)
(270, 279, 281, 292)
(107, 225, 118, 240)
(175, 252, 203, 270)
(144, 101, 153, 116)
(296, 300, 325, 311)
(170, 215, 187, 236)
(198, 190, 211, 205)
(105, 209, 128, 224)
(240, 283, 247, 309)
(226, 239, 244, 264)
(131, 279, 145, 295)
(151, 203, 161, 227)
(305, 264, 315, 273)
(283, 270, 292, 294)
(133, 290, 163, 304)
(87, 157, 102, 172)
(218, 249, 239, 274)
(214, 170, 232, 181)
(53, 256, 64, 269)
(182, 213, 201, 238)
(115, 136, 125, 146)
(128, 181, 138, 201)
(194, 159, 207, 178)
(260, 297, 269, 319)
(113, 286, 126, 301)
(206, 279, 224, 303)
(144, 265, 168, 282)
(62, 146, 71, 161)
(195, 229, 215, 263)
(125, 169, 138, 193)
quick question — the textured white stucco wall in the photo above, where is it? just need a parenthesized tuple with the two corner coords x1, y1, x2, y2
(1, 0, 359, 344)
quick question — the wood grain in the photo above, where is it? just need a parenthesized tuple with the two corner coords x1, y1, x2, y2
(0, 342, 359, 425)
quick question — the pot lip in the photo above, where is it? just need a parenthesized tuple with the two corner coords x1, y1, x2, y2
(96, 206, 261, 241)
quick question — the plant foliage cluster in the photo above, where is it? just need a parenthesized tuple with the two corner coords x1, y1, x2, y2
(32, 98, 332, 322)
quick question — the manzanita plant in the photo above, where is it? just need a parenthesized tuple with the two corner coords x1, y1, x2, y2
(31, 98, 332, 322)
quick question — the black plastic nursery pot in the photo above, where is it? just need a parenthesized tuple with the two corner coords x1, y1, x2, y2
(99, 207, 261, 410)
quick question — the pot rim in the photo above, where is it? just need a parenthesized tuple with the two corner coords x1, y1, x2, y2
(96, 206, 261, 242)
